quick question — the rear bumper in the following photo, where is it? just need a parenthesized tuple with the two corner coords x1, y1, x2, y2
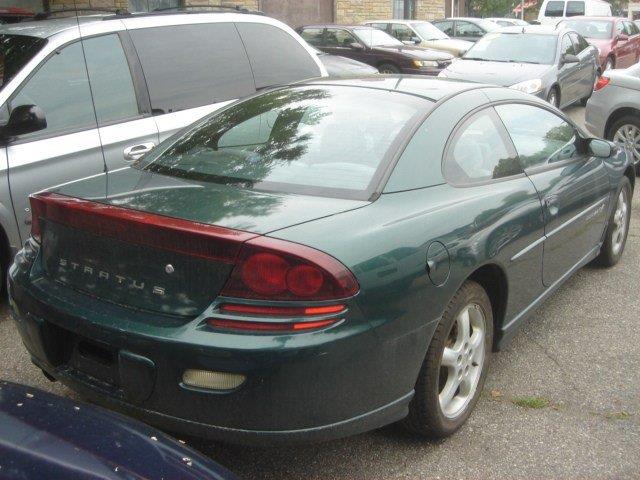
(9, 244, 435, 445)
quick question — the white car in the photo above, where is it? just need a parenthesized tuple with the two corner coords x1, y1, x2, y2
(538, 0, 612, 25)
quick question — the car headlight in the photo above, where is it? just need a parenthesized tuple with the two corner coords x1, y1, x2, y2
(509, 78, 543, 94)
(413, 59, 439, 68)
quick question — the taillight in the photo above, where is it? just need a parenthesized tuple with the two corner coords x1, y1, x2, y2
(594, 76, 610, 91)
(208, 317, 340, 332)
(220, 236, 359, 301)
(219, 304, 345, 316)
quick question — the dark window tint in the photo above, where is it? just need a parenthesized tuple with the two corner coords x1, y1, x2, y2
(444, 109, 521, 184)
(623, 21, 638, 36)
(10, 41, 95, 138)
(434, 20, 454, 36)
(545, 1, 565, 17)
(573, 33, 590, 52)
(616, 21, 625, 35)
(455, 21, 484, 38)
(0, 34, 47, 92)
(300, 27, 324, 46)
(369, 23, 389, 31)
(495, 104, 578, 171)
(236, 22, 321, 90)
(130, 23, 255, 114)
(83, 34, 138, 125)
(325, 28, 359, 47)
(140, 86, 422, 199)
(566, 1, 585, 16)
(560, 34, 575, 55)
(391, 23, 414, 41)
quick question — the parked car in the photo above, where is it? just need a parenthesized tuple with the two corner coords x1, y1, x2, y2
(9, 76, 633, 445)
(439, 25, 599, 109)
(0, 380, 236, 479)
(586, 63, 640, 170)
(362, 19, 472, 57)
(485, 17, 529, 27)
(432, 17, 499, 42)
(538, 0, 612, 25)
(0, 11, 326, 284)
(561, 17, 640, 71)
(298, 25, 454, 74)
(311, 46, 379, 75)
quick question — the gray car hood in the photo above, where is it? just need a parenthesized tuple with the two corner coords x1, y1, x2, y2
(441, 59, 553, 86)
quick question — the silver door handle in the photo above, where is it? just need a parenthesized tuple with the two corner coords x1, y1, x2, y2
(123, 142, 155, 161)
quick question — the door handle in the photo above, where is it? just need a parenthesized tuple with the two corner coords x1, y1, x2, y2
(123, 142, 155, 162)
(545, 196, 559, 217)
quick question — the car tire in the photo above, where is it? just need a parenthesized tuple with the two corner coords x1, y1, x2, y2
(593, 177, 631, 268)
(403, 280, 493, 438)
(607, 115, 640, 170)
(378, 63, 400, 74)
(547, 86, 560, 108)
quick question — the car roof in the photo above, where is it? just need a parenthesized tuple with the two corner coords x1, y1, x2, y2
(561, 15, 621, 21)
(497, 24, 565, 35)
(302, 75, 487, 103)
(302, 24, 375, 29)
(364, 19, 430, 23)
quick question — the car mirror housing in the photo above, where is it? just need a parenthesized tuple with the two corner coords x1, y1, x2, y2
(560, 53, 579, 65)
(617, 33, 629, 42)
(588, 138, 613, 158)
(412, 36, 421, 44)
(349, 42, 364, 50)
(2, 104, 47, 140)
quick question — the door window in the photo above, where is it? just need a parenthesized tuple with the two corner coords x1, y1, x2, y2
(129, 23, 255, 115)
(10, 41, 95, 139)
(236, 22, 321, 90)
(495, 104, 578, 171)
(369, 23, 389, 32)
(565, 1, 585, 16)
(616, 21, 625, 35)
(545, 1, 565, 17)
(434, 20, 454, 36)
(455, 21, 484, 38)
(391, 23, 415, 42)
(300, 27, 324, 47)
(623, 21, 638, 36)
(325, 28, 359, 47)
(571, 33, 590, 52)
(443, 109, 521, 184)
(560, 34, 576, 56)
(83, 34, 139, 126)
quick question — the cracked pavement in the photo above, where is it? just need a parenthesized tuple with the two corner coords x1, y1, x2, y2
(1, 107, 638, 479)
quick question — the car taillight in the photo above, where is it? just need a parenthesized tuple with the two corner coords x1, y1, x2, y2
(594, 76, 610, 91)
(220, 236, 359, 301)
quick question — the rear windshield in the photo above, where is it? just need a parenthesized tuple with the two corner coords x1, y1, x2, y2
(545, 1, 565, 17)
(139, 86, 425, 199)
(0, 34, 46, 91)
(464, 33, 558, 64)
(562, 20, 613, 39)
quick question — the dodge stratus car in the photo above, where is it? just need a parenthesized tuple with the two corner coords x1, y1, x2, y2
(9, 77, 633, 445)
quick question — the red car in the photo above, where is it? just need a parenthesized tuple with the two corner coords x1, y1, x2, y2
(562, 16, 640, 72)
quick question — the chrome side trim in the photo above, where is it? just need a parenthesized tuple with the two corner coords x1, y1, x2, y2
(546, 197, 608, 239)
(510, 236, 545, 262)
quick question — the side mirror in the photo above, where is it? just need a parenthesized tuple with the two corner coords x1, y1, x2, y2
(560, 53, 579, 65)
(616, 33, 629, 42)
(412, 36, 421, 44)
(2, 105, 46, 139)
(588, 138, 613, 158)
(349, 42, 364, 50)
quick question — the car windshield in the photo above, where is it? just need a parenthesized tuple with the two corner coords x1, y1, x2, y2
(0, 34, 47, 91)
(475, 19, 500, 32)
(138, 86, 425, 199)
(411, 22, 448, 40)
(464, 33, 557, 64)
(353, 27, 403, 47)
(562, 20, 613, 39)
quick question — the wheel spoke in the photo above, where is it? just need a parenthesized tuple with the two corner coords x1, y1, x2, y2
(457, 308, 471, 345)
(442, 347, 459, 368)
(439, 375, 460, 411)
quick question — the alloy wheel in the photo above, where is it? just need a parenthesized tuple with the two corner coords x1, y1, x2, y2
(613, 124, 640, 165)
(439, 303, 486, 419)
(611, 189, 629, 256)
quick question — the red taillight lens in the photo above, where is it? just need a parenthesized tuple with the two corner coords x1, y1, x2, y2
(594, 76, 610, 91)
(221, 236, 359, 301)
(208, 317, 339, 332)
(219, 303, 345, 316)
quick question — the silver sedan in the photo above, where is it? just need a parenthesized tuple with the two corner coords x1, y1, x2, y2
(585, 63, 640, 171)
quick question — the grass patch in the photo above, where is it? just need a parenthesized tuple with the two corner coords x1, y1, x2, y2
(512, 396, 549, 409)
(603, 411, 630, 420)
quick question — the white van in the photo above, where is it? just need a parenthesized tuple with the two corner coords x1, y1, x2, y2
(538, 0, 612, 25)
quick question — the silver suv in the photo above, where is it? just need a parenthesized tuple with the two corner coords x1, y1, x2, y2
(0, 10, 326, 275)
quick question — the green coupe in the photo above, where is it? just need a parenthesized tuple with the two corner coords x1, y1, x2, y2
(9, 76, 633, 445)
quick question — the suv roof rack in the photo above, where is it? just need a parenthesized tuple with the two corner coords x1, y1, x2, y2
(152, 4, 264, 15)
(33, 8, 130, 20)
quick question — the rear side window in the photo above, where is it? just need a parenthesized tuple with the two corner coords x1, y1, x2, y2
(129, 23, 255, 115)
(434, 20, 453, 36)
(10, 41, 95, 138)
(391, 23, 414, 42)
(300, 27, 324, 46)
(455, 21, 484, 38)
(444, 109, 521, 185)
(325, 28, 359, 47)
(83, 34, 139, 125)
(236, 23, 321, 90)
(545, 1, 565, 17)
(140, 86, 422, 199)
(495, 104, 577, 171)
(566, 1, 585, 16)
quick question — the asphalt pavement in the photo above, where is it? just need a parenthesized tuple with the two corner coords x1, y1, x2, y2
(1, 106, 638, 479)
